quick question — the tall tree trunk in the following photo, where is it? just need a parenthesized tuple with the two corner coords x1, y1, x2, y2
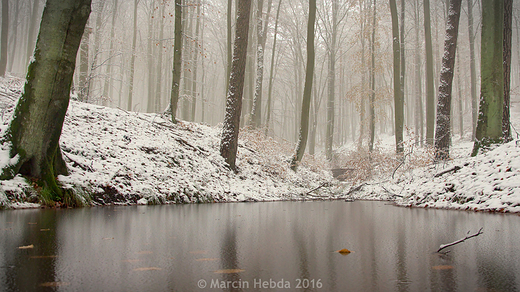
(472, 0, 504, 156)
(226, 0, 233, 98)
(251, 0, 273, 128)
(502, 0, 512, 142)
(103, 0, 119, 106)
(146, 0, 156, 113)
(399, 0, 405, 133)
(414, 0, 424, 145)
(78, 25, 91, 102)
(154, 2, 165, 112)
(265, 0, 282, 136)
(7, 0, 19, 73)
(467, 0, 478, 141)
(1, 0, 91, 201)
(326, 0, 338, 160)
(220, 0, 252, 170)
(390, 0, 403, 153)
(127, 0, 138, 111)
(190, 0, 201, 121)
(424, 0, 435, 146)
(368, 0, 377, 153)
(25, 0, 40, 69)
(170, 0, 183, 122)
(434, 0, 462, 161)
(290, 0, 316, 170)
(0, 0, 8, 76)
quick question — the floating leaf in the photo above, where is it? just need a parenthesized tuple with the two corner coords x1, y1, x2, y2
(39, 282, 70, 287)
(337, 249, 351, 254)
(432, 265, 454, 270)
(40, 229, 50, 232)
(133, 267, 162, 271)
(137, 251, 153, 255)
(18, 244, 34, 249)
(214, 269, 245, 274)
(28, 222, 37, 225)
(102, 237, 114, 240)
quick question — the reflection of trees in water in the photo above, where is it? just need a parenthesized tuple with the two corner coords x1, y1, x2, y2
(477, 255, 517, 291)
(220, 220, 242, 292)
(2, 210, 59, 290)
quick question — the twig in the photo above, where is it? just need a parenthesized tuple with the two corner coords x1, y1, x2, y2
(345, 183, 366, 196)
(434, 165, 462, 178)
(436, 228, 483, 253)
(305, 182, 329, 196)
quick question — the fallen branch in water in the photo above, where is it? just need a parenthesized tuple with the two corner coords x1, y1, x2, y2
(345, 183, 366, 196)
(436, 228, 483, 253)
(305, 182, 330, 196)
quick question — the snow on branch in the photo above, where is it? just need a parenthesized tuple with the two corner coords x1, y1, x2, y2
(436, 228, 483, 253)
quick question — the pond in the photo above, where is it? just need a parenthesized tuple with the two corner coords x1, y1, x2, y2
(1, 201, 519, 291)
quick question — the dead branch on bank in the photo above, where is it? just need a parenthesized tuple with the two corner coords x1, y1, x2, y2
(434, 165, 462, 178)
(436, 228, 483, 253)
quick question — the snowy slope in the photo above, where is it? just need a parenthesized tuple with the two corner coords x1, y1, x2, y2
(0, 76, 332, 208)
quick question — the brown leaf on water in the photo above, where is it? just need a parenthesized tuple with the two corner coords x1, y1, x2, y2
(189, 250, 208, 255)
(214, 269, 245, 274)
(132, 267, 162, 271)
(28, 222, 37, 225)
(18, 244, 34, 249)
(337, 249, 351, 254)
(432, 265, 454, 270)
(30, 255, 58, 259)
(39, 282, 70, 287)
(40, 229, 50, 231)
(195, 258, 218, 262)
(102, 237, 114, 240)
(137, 251, 153, 255)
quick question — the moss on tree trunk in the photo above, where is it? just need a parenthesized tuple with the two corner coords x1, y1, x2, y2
(1, 0, 91, 203)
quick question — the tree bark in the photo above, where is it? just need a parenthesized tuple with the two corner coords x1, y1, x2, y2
(0, 0, 8, 77)
(1, 0, 91, 201)
(290, 0, 316, 170)
(390, 0, 403, 154)
(424, 0, 435, 146)
(368, 0, 377, 153)
(502, 0, 512, 142)
(25, 0, 40, 69)
(326, 0, 338, 160)
(102, 0, 119, 107)
(127, 0, 139, 111)
(220, 0, 252, 170)
(434, 0, 462, 161)
(467, 0, 477, 141)
(472, 0, 504, 156)
(265, 0, 282, 136)
(170, 0, 183, 122)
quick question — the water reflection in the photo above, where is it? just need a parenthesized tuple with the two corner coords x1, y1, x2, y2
(1, 201, 519, 291)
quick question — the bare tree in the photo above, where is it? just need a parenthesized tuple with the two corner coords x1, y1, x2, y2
(170, 0, 183, 122)
(290, 0, 316, 171)
(434, 0, 462, 161)
(390, 0, 403, 153)
(0, 0, 8, 77)
(424, 0, 435, 146)
(127, 0, 139, 111)
(503, 0, 513, 142)
(220, 0, 252, 170)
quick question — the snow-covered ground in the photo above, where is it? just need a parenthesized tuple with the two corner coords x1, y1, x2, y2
(0, 76, 332, 208)
(1, 75, 519, 214)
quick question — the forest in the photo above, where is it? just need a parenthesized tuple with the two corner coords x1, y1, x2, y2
(0, 0, 519, 212)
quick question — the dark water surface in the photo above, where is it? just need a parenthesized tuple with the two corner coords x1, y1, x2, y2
(1, 201, 520, 291)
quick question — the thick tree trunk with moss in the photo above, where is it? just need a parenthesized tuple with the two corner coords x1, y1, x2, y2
(472, 0, 504, 156)
(220, 0, 252, 170)
(434, 0, 462, 161)
(1, 0, 91, 200)
(290, 0, 316, 171)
